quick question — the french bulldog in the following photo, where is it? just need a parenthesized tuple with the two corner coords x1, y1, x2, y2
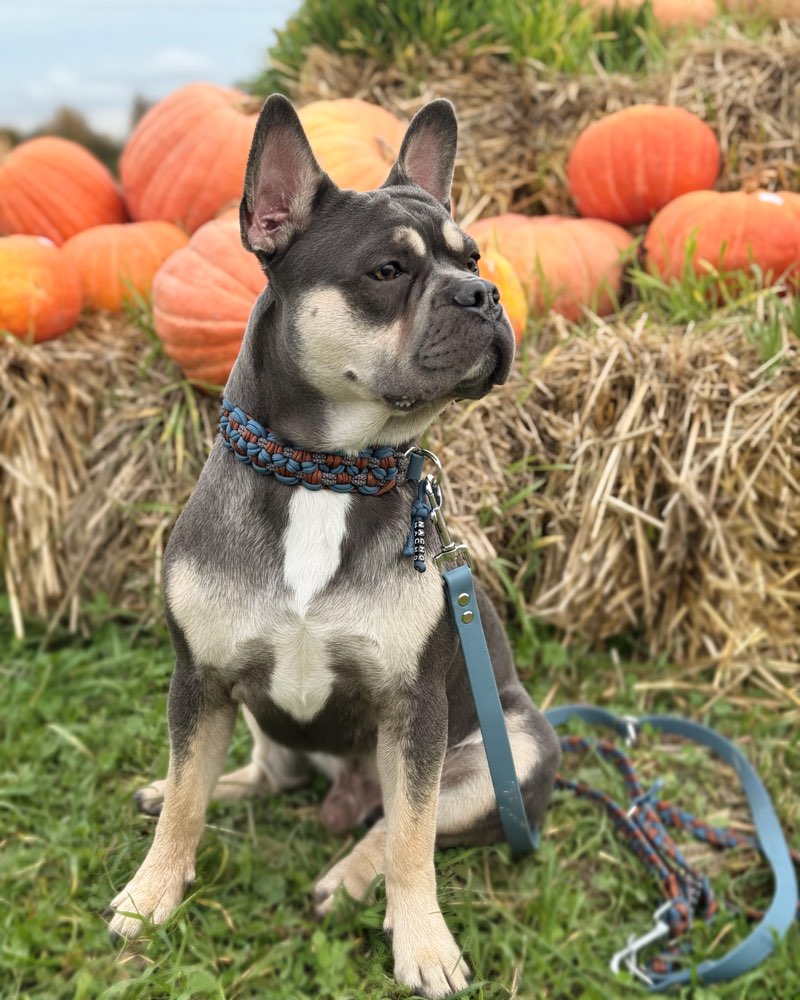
(106, 94, 559, 1000)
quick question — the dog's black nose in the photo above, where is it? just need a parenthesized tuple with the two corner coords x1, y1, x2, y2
(453, 278, 500, 314)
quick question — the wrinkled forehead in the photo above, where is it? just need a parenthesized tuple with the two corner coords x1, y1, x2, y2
(284, 187, 477, 281)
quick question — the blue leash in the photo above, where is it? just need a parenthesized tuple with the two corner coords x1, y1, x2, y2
(408, 449, 798, 992)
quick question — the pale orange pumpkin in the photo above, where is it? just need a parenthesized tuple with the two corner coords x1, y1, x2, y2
(120, 83, 261, 233)
(479, 248, 528, 343)
(298, 98, 407, 191)
(0, 235, 83, 341)
(152, 218, 266, 385)
(62, 221, 188, 312)
(568, 105, 720, 227)
(470, 213, 634, 320)
(644, 190, 800, 286)
(0, 136, 127, 246)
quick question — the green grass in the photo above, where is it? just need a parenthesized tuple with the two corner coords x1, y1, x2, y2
(251, 0, 668, 94)
(2, 601, 797, 1000)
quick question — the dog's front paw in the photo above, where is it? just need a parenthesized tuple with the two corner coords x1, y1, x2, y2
(105, 862, 191, 942)
(133, 779, 167, 816)
(386, 907, 470, 999)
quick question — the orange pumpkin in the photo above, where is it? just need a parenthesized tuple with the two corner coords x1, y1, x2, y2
(580, 0, 716, 27)
(152, 218, 266, 385)
(0, 136, 126, 246)
(479, 248, 528, 343)
(470, 213, 634, 320)
(644, 190, 800, 286)
(120, 83, 261, 233)
(0, 235, 83, 342)
(568, 106, 720, 227)
(62, 221, 188, 312)
(298, 98, 407, 191)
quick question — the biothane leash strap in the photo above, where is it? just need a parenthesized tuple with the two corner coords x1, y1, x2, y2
(442, 563, 540, 854)
(542, 706, 799, 991)
(441, 560, 799, 988)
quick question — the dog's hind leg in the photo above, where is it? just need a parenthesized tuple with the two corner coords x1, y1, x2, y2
(135, 706, 310, 815)
(106, 654, 237, 941)
(435, 684, 560, 848)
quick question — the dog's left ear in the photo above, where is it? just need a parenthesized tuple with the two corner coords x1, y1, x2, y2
(382, 99, 457, 210)
(241, 94, 332, 259)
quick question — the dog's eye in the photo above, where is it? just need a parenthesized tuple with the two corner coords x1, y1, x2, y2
(370, 262, 403, 281)
(467, 254, 480, 274)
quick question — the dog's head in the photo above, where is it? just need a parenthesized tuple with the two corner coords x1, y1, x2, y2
(239, 95, 515, 451)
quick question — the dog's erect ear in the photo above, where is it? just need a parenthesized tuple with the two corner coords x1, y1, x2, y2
(240, 94, 331, 258)
(381, 99, 457, 209)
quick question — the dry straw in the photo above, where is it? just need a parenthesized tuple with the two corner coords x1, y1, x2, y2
(429, 307, 800, 698)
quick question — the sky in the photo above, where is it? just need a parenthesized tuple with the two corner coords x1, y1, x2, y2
(0, 0, 300, 139)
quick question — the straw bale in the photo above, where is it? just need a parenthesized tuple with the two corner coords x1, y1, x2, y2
(429, 307, 800, 684)
(290, 24, 800, 221)
(0, 318, 216, 637)
(2, 305, 799, 698)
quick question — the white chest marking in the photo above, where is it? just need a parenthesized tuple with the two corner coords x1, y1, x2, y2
(269, 490, 351, 721)
(283, 489, 350, 614)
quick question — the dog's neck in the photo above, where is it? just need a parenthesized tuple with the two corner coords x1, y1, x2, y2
(224, 290, 447, 455)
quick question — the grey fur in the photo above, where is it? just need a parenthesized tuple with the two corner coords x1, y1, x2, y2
(106, 96, 559, 1000)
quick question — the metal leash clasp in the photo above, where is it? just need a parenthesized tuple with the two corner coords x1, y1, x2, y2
(425, 479, 471, 571)
(404, 447, 470, 572)
(609, 901, 672, 985)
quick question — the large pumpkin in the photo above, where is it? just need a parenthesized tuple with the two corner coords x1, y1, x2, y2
(120, 84, 261, 233)
(0, 235, 83, 342)
(152, 218, 266, 384)
(298, 98, 407, 192)
(567, 105, 720, 227)
(470, 213, 633, 320)
(644, 190, 800, 286)
(62, 221, 188, 312)
(479, 248, 528, 344)
(0, 136, 126, 246)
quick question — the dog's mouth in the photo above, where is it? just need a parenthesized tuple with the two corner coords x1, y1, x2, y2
(383, 394, 421, 412)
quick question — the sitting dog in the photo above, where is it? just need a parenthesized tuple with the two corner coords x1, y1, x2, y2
(106, 94, 560, 1000)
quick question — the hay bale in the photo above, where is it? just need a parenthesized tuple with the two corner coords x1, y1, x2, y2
(2, 305, 799, 697)
(289, 24, 800, 221)
(429, 306, 800, 684)
(0, 319, 216, 636)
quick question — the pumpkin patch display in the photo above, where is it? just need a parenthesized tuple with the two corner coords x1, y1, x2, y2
(469, 213, 633, 321)
(0, 136, 127, 246)
(479, 248, 528, 343)
(0, 235, 83, 342)
(297, 98, 407, 191)
(120, 83, 261, 233)
(62, 221, 188, 313)
(644, 189, 800, 286)
(567, 105, 720, 227)
(152, 217, 266, 385)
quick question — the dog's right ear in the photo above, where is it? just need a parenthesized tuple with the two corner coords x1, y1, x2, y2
(240, 94, 331, 259)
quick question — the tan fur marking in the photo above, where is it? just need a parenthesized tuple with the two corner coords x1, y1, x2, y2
(107, 705, 236, 939)
(393, 225, 426, 257)
(442, 219, 465, 253)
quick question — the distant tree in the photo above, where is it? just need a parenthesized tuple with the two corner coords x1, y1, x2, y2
(130, 94, 153, 131)
(33, 106, 122, 172)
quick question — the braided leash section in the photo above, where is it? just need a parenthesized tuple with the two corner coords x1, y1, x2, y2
(556, 736, 799, 981)
(220, 398, 409, 495)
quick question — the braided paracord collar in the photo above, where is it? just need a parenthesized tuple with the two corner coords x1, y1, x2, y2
(219, 398, 411, 496)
